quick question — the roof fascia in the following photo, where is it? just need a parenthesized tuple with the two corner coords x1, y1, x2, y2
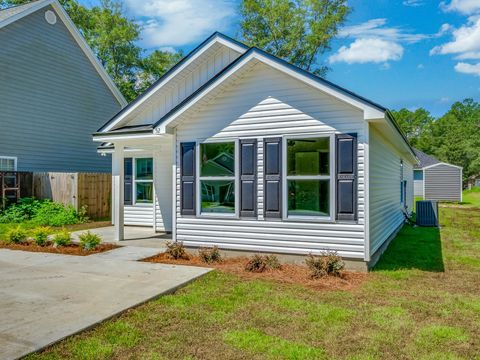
(97, 32, 249, 133)
(423, 162, 463, 170)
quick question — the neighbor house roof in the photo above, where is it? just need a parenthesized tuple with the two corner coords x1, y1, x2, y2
(0, 0, 127, 106)
(413, 149, 440, 169)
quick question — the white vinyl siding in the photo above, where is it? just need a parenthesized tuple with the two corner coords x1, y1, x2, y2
(424, 164, 462, 202)
(369, 126, 414, 255)
(174, 63, 366, 259)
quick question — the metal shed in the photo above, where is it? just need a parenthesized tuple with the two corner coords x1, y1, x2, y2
(413, 149, 462, 202)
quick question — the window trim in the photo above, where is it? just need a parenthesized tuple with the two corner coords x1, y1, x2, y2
(196, 139, 239, 218)
(282, 133, 336, 222)
(132, 157, 154, 206)
(0, 156, 17, 172)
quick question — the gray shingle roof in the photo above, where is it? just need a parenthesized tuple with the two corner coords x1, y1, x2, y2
(0, 0, 44, 23)
(414, 149, 440, 169)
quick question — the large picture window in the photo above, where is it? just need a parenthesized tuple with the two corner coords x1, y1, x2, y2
(286, 137, 330, 217)
(135, 158, 153, 203)
(199, 142, 235, 214)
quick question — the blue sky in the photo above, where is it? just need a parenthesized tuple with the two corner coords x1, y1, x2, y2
(79, 0, 480, 117)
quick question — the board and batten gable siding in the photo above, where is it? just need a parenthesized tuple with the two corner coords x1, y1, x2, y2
(369, 126, 414, 255)
(124, 46, 242, 127)
(0, 6, 121, 172)
(424, 164, 462, 202)
(174, 63, 367, 259)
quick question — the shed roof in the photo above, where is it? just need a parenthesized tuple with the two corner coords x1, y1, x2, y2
(413, 149, 440, 169)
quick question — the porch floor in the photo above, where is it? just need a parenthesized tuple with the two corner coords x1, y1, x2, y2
(72, 226, 171, 248)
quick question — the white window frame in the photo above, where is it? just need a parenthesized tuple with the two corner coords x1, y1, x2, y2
(196, 139, 239, 218)
(0, 156, 17, 172)
(133, 157, 154, 206)
(282, 133, 335, 222)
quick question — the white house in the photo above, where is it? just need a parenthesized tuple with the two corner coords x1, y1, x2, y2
(413, 149, 462, 202)
(93, 33, 417, 270)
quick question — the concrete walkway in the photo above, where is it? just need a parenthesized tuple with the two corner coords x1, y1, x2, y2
(0, 248, 211, 360)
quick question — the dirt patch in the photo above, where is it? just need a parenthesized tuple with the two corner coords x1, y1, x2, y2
(142, 252, 368, 291)
(0, 241, 118, 256)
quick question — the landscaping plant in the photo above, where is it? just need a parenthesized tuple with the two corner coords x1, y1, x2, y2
(53, 229, 72, 247)
(78, 231, 102, 250)
(245, 254, 281, 272)
(32, 227, 51, 246)
(198, 246, 222, 263)
(305, 251, 345, 278)
(165, 241, 189, 260)
(5, 226, 28, 244)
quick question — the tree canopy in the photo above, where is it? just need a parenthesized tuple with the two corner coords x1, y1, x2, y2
(392, 99, 480, 179)
(239, 0, 349, 76)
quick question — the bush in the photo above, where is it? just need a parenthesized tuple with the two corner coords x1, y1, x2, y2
(245, 254, 281, 272)
(53, 229, 71, 247)
(0, 198, 43, 223)
(305, 251, 345, 278)
(198, 246, 222, 263)
(32, 227, 51, 246)
(78, 231, 102, 250)
(5, 226, 28, 244)
(165, 241, 189, 260)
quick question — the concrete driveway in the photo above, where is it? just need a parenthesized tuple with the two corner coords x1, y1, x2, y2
(0, 248, 211, 360)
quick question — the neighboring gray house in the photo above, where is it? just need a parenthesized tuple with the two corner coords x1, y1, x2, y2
(413, 149, 462, 202)
(465, 174, 480, 190)
(93, 32, 416, 270)
(0, 0, 126, 173)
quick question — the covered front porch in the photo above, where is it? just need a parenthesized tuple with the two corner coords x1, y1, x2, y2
(94, 134, 174, 242)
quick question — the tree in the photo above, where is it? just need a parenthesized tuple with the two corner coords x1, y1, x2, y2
(0, 0, 181, 102)
(239, 0, 349, 76)
(390, 108, 434, 148)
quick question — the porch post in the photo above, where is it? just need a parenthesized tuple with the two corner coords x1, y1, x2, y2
(112, 143, 124, 241)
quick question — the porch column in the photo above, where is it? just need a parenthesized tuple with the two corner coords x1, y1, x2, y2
(112, 144, 124, 241)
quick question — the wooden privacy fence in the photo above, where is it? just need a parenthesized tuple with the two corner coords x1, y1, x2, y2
(0, 171, 33, 208)
(33, 172, 111, 220)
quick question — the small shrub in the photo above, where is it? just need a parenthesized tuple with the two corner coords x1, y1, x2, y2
(198, 246, 222, 263)
(305, 251, 345, 278)
(245, 254, 281, 272)
(32, 227, 51, 246)
(53, 229, 72, 247)
(6, 226, 28, 244)
(78, 231, 102, 251)
(32, 201, 88, 227)
(165, 241, 189, 260)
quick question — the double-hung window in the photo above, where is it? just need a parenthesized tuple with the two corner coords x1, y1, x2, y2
(0, 157, 17, 171)
(135, 158, 153, 204)
(199, 142, 236, 214)
(286, 137, 331, 218)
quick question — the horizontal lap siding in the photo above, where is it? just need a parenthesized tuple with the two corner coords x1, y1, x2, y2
(175, 63, 366, 259)
(414, 179, 424, 197)
(369, 126, 413, 255)
(424, 165, 462, 201)
(0, 6, 120, 172)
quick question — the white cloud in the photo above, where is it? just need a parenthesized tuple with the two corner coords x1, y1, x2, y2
(125, 0, 236, 48)
(329, 38, 404, 64)
(403, 0, 425, 7)
(417, 63, 425, 69)
(455, 62, 480, 76)
(431, 17, 480, 59)
(441, 0, 480, 15)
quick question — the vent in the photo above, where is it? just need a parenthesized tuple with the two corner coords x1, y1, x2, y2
(416, 200, 439, 227)
(45, 10, 57, 25)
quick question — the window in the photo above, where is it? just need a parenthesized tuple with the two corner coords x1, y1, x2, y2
(135, 158, 153, 203)
(199, 142, 235, 214)
(414, 170, 423, 180)
(0, 157, 16, 171)
(286, 137, 330, 217)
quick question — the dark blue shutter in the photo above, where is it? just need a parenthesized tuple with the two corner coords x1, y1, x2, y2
(240, 139, 257, 217)
(336, 134, 357, 221)
(124, 158, 133, 205)
(180, 142, 196, 215)
(264, 137, 282, 218)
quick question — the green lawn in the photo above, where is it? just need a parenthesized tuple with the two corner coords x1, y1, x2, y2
(25, 204, 480, 360)
(463, 187, 480, 208)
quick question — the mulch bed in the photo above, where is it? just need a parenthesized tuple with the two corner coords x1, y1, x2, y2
(142, 252, 368, 291)
(0, 241, 118, 256)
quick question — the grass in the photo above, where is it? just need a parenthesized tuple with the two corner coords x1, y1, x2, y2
(462, 187, 480, 208)
(25, 204, 480, 360)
